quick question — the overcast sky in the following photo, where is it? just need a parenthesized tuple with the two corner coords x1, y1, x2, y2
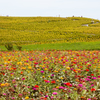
(0, 0, 100, 20)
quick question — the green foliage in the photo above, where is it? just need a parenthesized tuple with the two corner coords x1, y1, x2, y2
(0, 16, 100, 45)
(5, 42, 13, 51)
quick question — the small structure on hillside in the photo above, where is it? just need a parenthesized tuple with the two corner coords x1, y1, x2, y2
(82, 24, 89, 27)
(91, 19, 94, 24)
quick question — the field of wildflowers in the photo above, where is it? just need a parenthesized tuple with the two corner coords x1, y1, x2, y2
(0, 50, 100, 100)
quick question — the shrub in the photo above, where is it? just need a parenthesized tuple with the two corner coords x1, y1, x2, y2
(5, 43, 14, 51)
(16, 45, 22, 51)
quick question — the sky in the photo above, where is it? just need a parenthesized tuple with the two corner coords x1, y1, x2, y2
(0, 0, 100, 20)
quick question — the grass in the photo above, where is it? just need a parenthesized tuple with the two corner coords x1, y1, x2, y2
(0, 41, 100, 51)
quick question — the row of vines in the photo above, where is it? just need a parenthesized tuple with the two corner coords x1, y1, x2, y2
(0, 16, 100, 45)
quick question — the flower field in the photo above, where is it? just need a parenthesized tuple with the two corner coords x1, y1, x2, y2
(0, 50, 100, 100)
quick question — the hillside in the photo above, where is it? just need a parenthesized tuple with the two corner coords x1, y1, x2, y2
(0, 16, 100, 45)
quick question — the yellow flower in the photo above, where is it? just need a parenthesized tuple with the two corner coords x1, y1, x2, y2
(4, 61, 7, 63)
(48, 76, 50, 78)
(74, 88, 77, 91)
(56, 86, 59, 88)
(1, 83, 5, 87)
(37, 68, 40, 71)
(5, 83, 9, 86)
(54, 70, 58, 73)
(60, 77, 64, 79)
(93, 66, 96, 68)
(44, 68, 48, 70)
(28, 66, 32, 69)
(59, 58, 61, 60)
(75, 71, 78, 73)
(56, 80, 59, 82)
(42, 76, 45, 78)
(42, 65, 45, 67)
(39, 65, 42, 67)
(66, 67, 70, 70)
(63, 70, 65, 72)
(58, 69, 60, 71)
(25, 96, 29, 99)
(44, 57, 47, 60)
(21, 67, 26, 70)
(11, 73, 14, 76)
(27, 71, 30, 73)
(76, 69, 81, 71)
(27, 56, 29, 58)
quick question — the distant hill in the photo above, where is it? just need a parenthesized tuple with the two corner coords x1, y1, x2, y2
(0, 16, 100, 45)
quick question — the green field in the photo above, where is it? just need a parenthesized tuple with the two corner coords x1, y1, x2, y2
(0, 16, 100, 50)
(0, 41, 100, 51)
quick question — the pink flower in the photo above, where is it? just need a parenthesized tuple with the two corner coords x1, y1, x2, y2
(45, 95, 48, 98)
(33, 87, 36, 90)
(51, 96, 54, 99)
(78, 84, 83, 87)
(52, 92, 57, 95)
(51, 74, 54, 76)
(18, 94, 22, 96)
(52, 88, 57, 90)
(85, 78, 90, 81)
(92, 77, 97, 79)
(59, 86, 64, 89)
(98, 75, 100, 78)
(41, 70, 44, 73)
(22, 77, 25, 80)
(3, 93, 6, 95)
(91, 84, 94, 87)
(27, 86, 30, 88)
(11, 97, 15, 99)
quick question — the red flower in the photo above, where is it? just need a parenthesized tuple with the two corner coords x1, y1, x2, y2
(1, 72, 5, 75)
(34, 62, 38, 65)
(73, 69, 76, 72)
(34, 85, 39, 88)
(91, 88, 96, 92)
(44, 80, 50, 83)
(51, 80, 56, 84)
(91, 74, 94, 76)
(86, 69, 89, 71)
(21, 71, 23, 74)
(12, 67, 16, 70)
(65, 82, 70, 86)
(40, 97, 47, 100)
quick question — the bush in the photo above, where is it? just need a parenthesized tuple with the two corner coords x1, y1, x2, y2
(5, 43, 14, 51)
(16, 45, 22, 51)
